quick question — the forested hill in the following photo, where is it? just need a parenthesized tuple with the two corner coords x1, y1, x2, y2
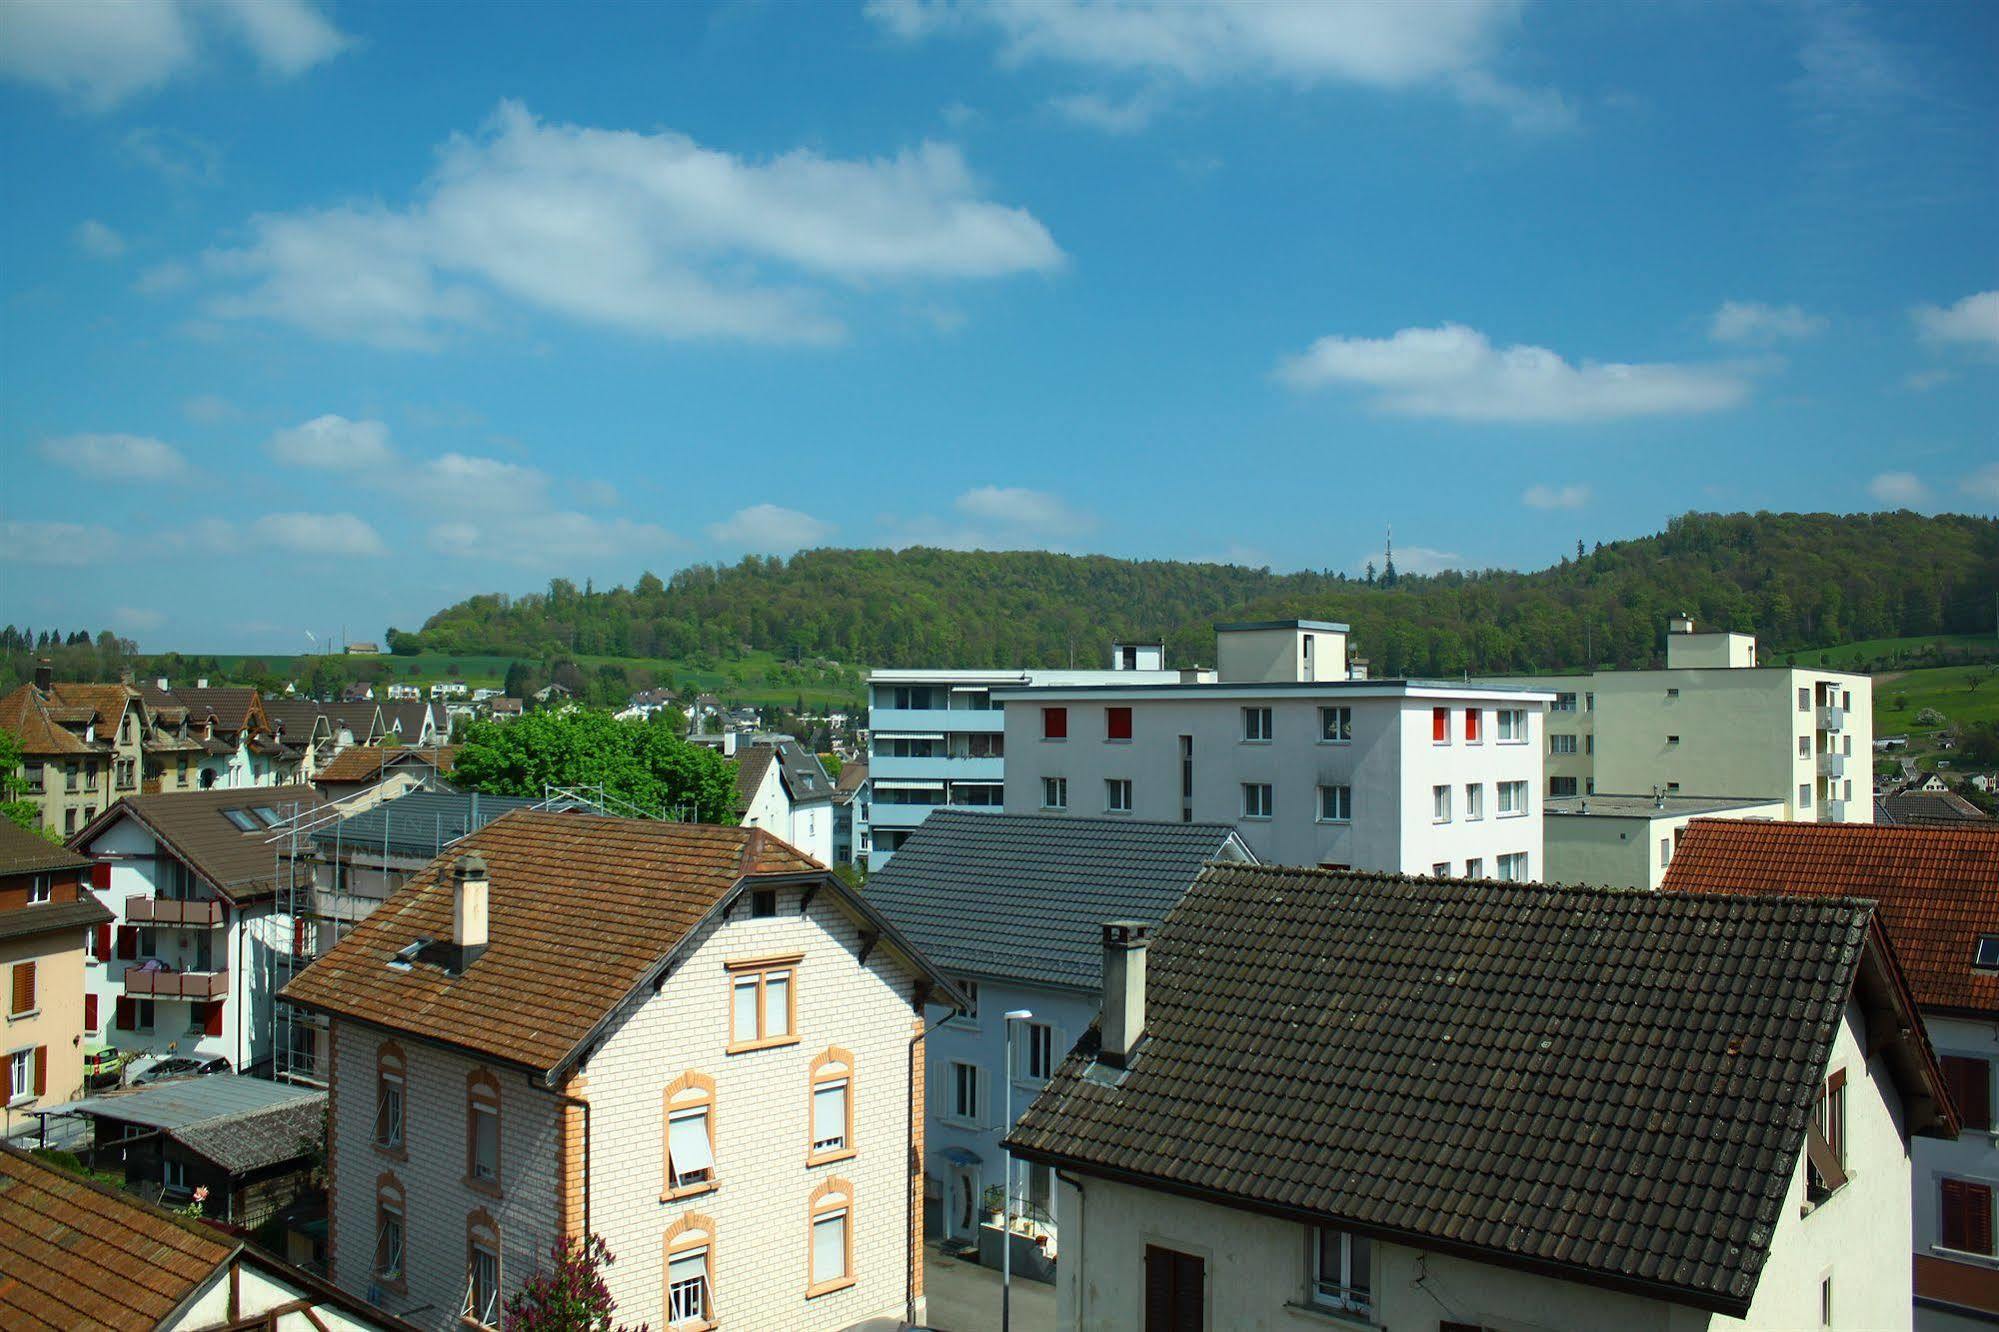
(398, 511, 1999, 678)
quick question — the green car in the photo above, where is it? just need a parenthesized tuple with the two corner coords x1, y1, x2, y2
(82, 1046, 130, 1090)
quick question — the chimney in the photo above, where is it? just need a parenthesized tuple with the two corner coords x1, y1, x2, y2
(33, 659, 53, 693)
(156, 677, 169, 691)
(1100, 920, 1151, 1068)
(196, 677, 209, 689)
(451, 852, 490, 972)
(118, 667, 135, 686)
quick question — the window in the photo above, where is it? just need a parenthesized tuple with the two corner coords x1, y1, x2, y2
(375, 1042, 406, 1151)
(1666, 734, 1681, 747)
(727, 956, 798, 1051)
(666, 1220, 715, 1328)
(1798, 736, 1811, 759)
(1496, 852, 1528, 881)
(1242, 783, 1272, 819)
(468, 1069, 501, 1188)
(1432, 707, 1449, 743)
(1821, 1276, 1833, 1328)
(952, 978, 980, 1025)
(1552, 692, 1577, 712)
(1496, 709, 1528, 742)
(162, 1158, 189, 1197)
(1660, 837, 1673, 869)
(1799, 686, 1811, 712)
(10, 961, 36, 1016)
(1105, 778, 1133, 813)
(1943, 1178, 1996, 1256)
(374, 1175, 406, 1286)
(1042, 707, 1067, 740)
(1463, 708, 1481, 742)
(465, 1216, 501, 1328)
(1549, 733, 1577, 755)
(808, 1180, 854, 1296)
(1018, 1022, 1055, 1083)
(1106, 707, 1133, 741)
(1464, 784, 1484, 821)
(1807, 1069, 1847, 1200)
(810, 1048, 854, 1163)
(222, 808, 259, 831)
(1498, 780, 1529, 816)
(1665, 687, 1680, 700)
(1464, 857, 1484, 878)
(1432, 785, 1451, 823)
(1319, 706, 1352, 742)
(751, 889, 777, 918)
(1144, 1245, 1205, 1332)
(665, 1072, 718, 1196)
(1311, 1227, 1372, 1316)
(7, 1048, 35, 1104)
(1317, 785, 1351, 822)
(1942, 1055, 1992, 1131)
(1799, 783, 1812, 810)
(1432, 861, 1450, 877)
(25, 876, 50, 906)
(1243, 707, 1273, 742)
(1041, 777, 1067, 810)
(951, 1061, 982, 1123)
(1549, 776, 1578, 798)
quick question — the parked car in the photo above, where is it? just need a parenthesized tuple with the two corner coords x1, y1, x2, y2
(81, 1046, 130, 1090)
(130, 1054, 231, 1085)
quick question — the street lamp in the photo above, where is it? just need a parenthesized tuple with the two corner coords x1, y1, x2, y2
(1001, 1008, 1034, 1332)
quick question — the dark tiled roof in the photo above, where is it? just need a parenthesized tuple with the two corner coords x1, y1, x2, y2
(0, 819, 95, 876)
(0, 896, 113, 943)
(834, 759, 868, 797)
(173, 1097, 326, 1174)
(865, 811, 1248, 991)
(283, 812, 959, 1076)
(164, 687, 264, 735)
(311, 791, 545, 860)
(771, 739, 832, 804)
(1881, 790, 1991, 824)
(1008, 863, 1951, 1317)
(734, 745, 776, 809)
(1662, 818, 1999, 1017)
(72, 788, 326, 904)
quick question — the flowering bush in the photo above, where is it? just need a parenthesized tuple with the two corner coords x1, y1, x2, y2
(502, 1235, 645, 1332)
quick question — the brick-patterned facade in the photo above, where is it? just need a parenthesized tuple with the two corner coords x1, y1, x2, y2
(909, 1013, 925, 1305)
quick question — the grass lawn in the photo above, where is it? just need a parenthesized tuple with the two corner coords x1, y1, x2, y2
(1873, 663, 1999, 734)
(1796, 633, 1996, 672)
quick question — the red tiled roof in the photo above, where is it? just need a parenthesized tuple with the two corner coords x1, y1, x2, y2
(1662, 818, 1999, 1017)
(313, 744, 457, 785)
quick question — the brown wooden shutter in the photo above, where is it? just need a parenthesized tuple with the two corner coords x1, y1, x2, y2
(116, 926, 138, 960)
(10, 962, 34, 1015)
(1971, 1183, 1996, 1256)
(1944, 1056, 1993, 1132)
(94, 923, 111, 959)
(32, 1047, 46, 1096)
(205, 1000, 224, 1037)
(1944, 1178, 1971, 1251)
(1144, 1247, 1173, 1332)
(84, 994, 98, 1033)
(115, 996, 136, 1031)
(1174, 1251, 1204, 1330)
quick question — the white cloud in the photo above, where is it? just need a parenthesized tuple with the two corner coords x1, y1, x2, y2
(110, 606, 166, 632)
(251, 512, 386, 557)
(124, 127, 223, 185)
(1355, 543, 1460, 576)
(954, 485, 1090, 532)
(421, 452, 550, 512)
(182, 393, 240, 424)
(1901, 368, 1953, 393)
(1708, 300, 1826, 345)
(707, 504, 836, 552)
(0, 519, 121, 564)
(1867, 471, 1929, 507)
(572, 478, 622, 509)
(38, 432, 186, 479)
(882, 485, 1095, 551)
(1963, 462, 1999, 505)
(136, 260, 194, 295)
(267, 415, 396, 470)
(1275, 322, 1750, 423)
(869, 0, 1571, 133)
(426, 512, 678, 569)
(1914, 290, 1999, 350)
(73, 219, 126, 258)
(0, 0, 349, 111)
(1523, 483, 1590, 510)
(196, 101, 1063, 350)
(1049, 89, 1162, 134)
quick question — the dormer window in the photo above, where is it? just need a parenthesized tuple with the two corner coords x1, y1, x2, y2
(1977, 937, 1999, 970)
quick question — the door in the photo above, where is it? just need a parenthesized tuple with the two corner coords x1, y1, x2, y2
(946, 1166, 979, 1242)
(1144, 1245, 1204, 1332)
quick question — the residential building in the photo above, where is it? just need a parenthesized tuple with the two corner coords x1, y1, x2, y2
(312, 744, 459, 803)
(1483, 615, 1873, 822)
(345, 642, 382, 655)
(1880, 788, 1993, 826)
(1542, 791, 1785, 889)
(736, 739, 836, 865)
(320, 701, 388, 749)
(1, 821, 111, 1138)
(0, 1144, 408, 1332)
(1661, 820, 1999, 1329)
(0, 663, 182, 834)
(1000, 621, 1551, 876)
(863, 642, 1186, 871)
(1010, 861, 1954, 1332)
(379, 700, 450, 746)
(281, 811, 967, 1330)
(72, 786, 328, 1075)
(145, 684, 302, 789)
(61, 1074, 325, 1226)
(487, 697, 523, 722)
(263, 698, 339, 780)
(831, 758, 868, 867)
(864, 810, 1250, 1274)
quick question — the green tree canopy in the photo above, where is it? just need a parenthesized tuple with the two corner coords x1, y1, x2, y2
(451, 710, 737, 823)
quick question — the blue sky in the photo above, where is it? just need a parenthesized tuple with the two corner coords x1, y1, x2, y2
(2, 0, 1994, 653)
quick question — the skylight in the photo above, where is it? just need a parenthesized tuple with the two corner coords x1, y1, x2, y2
(222, 808, 259, 831)
(1975, 937, 1999, 970)
(252, 806, 285, 828)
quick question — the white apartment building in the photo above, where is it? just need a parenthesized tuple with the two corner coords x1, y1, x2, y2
(1487, 616, 1873, 823)
(997, 621, 1551, 877)
(863, 642, 1182, 871)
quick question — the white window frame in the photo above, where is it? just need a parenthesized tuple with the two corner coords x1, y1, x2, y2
(950, 1060, 982, 1124)
(465, 1243, 500, 1328)
(1104, 778, 1133, 814)
(1464, 857, 1484, 878)
(949, 978, 980, 1027)
(1318, 706, 1352, 743)
(1242, 783, 1273, 820)
(375, 1206, 404, 1280)
(1017, 1022, 1056, 1084)
(1432, 785, 1451, 824)
(1316, 785, 1351, 823)
(1464, 784, 1484, 821)
(471, 1101, 500, 1182)
(1311, 1227, 1372, 1315)
(1498, 780, 1529, 817)
(1243, 707, 1273, 743)
(812, 1078, 850, 1154)
(1496, 709, 1528, 743)
(812, 1207, 850, 1286)
(1497, 852, 1528, 881)
(26, 876, 50, 906)
(8, 1049, 33, 1105)
(162, 1157, 190, 1196)
(376, 1073, 405, 1148)
(1041, 777, 1067, 810)
(667, 1244, 711, 1327)
(668, 1106, 716, 1191)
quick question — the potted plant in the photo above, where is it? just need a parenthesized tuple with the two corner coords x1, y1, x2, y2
(981, 1184, 1007, 1227)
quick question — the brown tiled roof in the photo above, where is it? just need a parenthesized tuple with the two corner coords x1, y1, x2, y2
(261, 698, 333, 744)
(0, 1144, 234, 1330)
(282, 810, 957, 1077)
(1007, 863, 1952, 1318)
(164, 687, 266, 737)
(0, 819, 95, 876)
(313, 744, 457, 785)
(318, 701, 384, 740)
(71, 787, 327, 905)
(1662, 818, 1999, 1018)
(0, 895, 113, 944)
(0, 683, 99, 756)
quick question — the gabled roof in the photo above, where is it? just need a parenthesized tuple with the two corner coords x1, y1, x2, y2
(1880, 789, 1991, 825)
(72, 787, 327, 905)
(733, 744, 777, 810)
(310, 790, 544, 860)
(313, 744, 458, 786)
(0, 681, 112, 756)
(1662, 818, 1999, 1018)
(260, 698, 335, 746)
(162, 687, 265, 735)
(318, 701, 385, 739)
(0, 818, 95, 877)
(771, 739, 833, 805)
(865, 811, 1250, 991)
(1008, 864, 1952, 1318)
(282, 810, 966, 1078)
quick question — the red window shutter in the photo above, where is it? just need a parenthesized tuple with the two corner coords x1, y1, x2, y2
(92, 860, 111, 890)
(1044, 707, 1068, 740)
(84, 994, 98, 1033)
(1432, 707, 1449, 742)
(94, 923, 111, 959)
(1973, 1183, 1997, 1256)
(1944, 1179, 1971, 1251)
(33, 1047, 46, 1096)
(116, 926, 138, 960)
(1464, 709, 1480, 741)
(115, 996, 135, 1031)
(204, 1000, 225, 1037)
(1107, 707, 1132, 741)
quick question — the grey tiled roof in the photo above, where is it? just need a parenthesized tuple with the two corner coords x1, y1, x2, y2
(310, 791, 544, 860)
(172, 1097, 325, 1174)
(862, 810, 1249, 991)
(1008, 863, 1953, 1317)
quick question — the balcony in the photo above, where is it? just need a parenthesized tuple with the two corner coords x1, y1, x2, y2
(125, 897, 225, 927)
(1817, 752, 1846, 778)
(870, 707, 1005, 736)
(866, 802, 947, 830)
(1820, 799, 1849, 823)
(1818, 705, 1845, 732)
(124, 967, 229, 1000)
(870, 755, 1004, 782)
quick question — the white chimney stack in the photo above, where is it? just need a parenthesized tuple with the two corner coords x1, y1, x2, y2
(1100, 920, 1151, 1068)
(451, 852, 490, 970)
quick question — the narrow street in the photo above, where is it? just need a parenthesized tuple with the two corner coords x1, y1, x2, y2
(921, 1242, 1056, 1332)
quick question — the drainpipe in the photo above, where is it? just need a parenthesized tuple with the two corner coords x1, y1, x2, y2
(1055, 1170, 1086, 1332)
(908, 999, 954, 1328)
(537, 1074, 592, 1239)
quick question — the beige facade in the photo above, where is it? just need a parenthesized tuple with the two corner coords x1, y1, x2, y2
(0, 853, 107, 1137)
(1543, 795, 1788, 889)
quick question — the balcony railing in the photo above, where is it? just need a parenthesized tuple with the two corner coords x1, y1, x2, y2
(124, 967, 229, 999)
(125, 897, 225, 926)
(1817, 705, 1845, 732)
(1820, 799, 1849, 823)
(1817, 752, 1846, 778)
